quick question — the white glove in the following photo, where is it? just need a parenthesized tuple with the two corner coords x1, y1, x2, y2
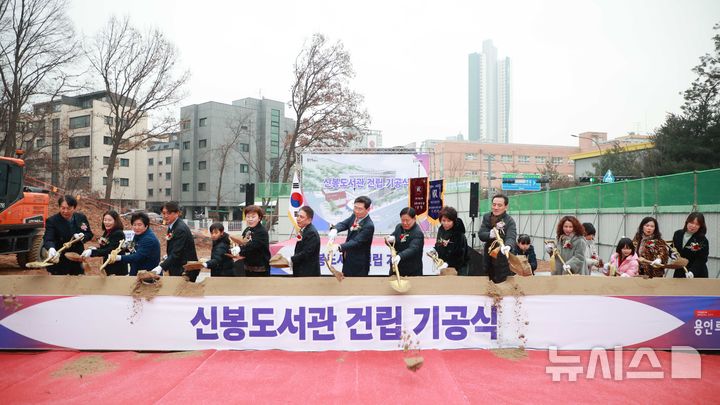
(545, 243, 554, 254)
(496, 221, 505, 230)
(501, 245, 511, 256)
(47, 247, 58, 259)
(438, 262, 448, 270)
(114, 255, 122, 262)
(686, 271, 694, 279)
(328, 228, 338, 241)
(81, 249, 92, 258)
(151, 265, 163, 275)
(392, 255, 401, 265)
(651, 258, 662, 266)
(603, 262, 610, 270)
(621, 273, 631, 278)
(489, 228, 497, 239)
(286, 257, 293, 268)
(73, 233, 85, 240)
(230, 246, 241, 256)
(202, 262, 208, 268)
(563, 264, 571, 273)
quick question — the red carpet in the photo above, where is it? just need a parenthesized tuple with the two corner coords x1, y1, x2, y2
(0, 349, 716, 404)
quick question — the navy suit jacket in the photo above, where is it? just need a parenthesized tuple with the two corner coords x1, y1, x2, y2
(335, 214, 375, 276)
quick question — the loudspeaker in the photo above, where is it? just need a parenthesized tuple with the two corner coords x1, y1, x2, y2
(469, 182, 479, 218)
(245, 183, 255, 206)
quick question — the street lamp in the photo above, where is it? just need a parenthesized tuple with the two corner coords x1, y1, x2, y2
(571, 134, 602, 154)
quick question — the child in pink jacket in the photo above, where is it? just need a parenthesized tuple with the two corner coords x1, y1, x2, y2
(605, 238, 639, 277)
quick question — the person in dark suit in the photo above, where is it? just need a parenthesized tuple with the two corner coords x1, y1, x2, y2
(672, 212, 710, 278)
(231, 205, 271, 276)
(81, 210, 128, 275)
(389, 207, 425, 277)
(154, 201, 199, 281)
(289, 206, 321, 277)
(203, 222, 235, 277)
(479, 193, 516, 283)
(43, 195, 93, 275)
(115, 212, 161, 276)
(327, 196, 375, 277)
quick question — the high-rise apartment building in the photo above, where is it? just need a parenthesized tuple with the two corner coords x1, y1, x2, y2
(468, 40, 512, 143)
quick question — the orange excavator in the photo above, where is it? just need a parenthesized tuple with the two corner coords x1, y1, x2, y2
(0, 151, 50, 267)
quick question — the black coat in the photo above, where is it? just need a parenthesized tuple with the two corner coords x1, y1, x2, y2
(672, 229, 710, 278)
(292, 224, 321, 277)
(90, 228, 129, 276)
(43, 212, 93, 275)
(390, 222, 424, 276)
(160, 219, 198, 276)
(435, 217, 468, 270)
(239, 223, 271, 269)
(479, 211, 517, 282)
(206, 234, 235, 277)
(335, 215, 375, 277)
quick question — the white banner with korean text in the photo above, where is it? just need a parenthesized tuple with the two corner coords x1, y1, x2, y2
(1, 295, 717, 351)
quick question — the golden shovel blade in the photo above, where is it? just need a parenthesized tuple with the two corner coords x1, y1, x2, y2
(389, 277, 411, 293)
(25, 261, 54, 268)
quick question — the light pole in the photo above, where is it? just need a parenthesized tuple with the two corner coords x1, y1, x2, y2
(571, 134, 604, 180)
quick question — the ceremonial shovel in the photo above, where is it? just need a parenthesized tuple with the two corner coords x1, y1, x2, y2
(26, 235, 84, 268)
(99, 240, 127, 276)
(385, 236, 410, 293)
(324, 242, 345, 282)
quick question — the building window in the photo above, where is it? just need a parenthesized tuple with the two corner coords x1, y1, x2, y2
(183, 141, 190, 150)
(501, 155, 513, 163)
(120, 158, 129, 167)
(104, 116, 113, 125)
(148, 189, 154, 197)
(199, 118, 207, 127)
(552, 157, 564, 165)
(165, 172, 171, 180)
(68, 156, 89, 169)
(182, 162, 190, 171)
(464, 170, 479, 176)
(148, 158, 154, 165)
(104, 136, 113, 145)
(103, 156, 110, 165)
(239, 184, 246, 192)
(484, 154, 495, 161)
(535, 156, 546, 164)
(148, 173, 153, 181)
(36, 138, 44, 148)
(518, 155, 530, 164)
(67, 176, 90, 190)
(103, 177, 107, 186)
(69, 115, 91, 129)
(240, 164, 248, 173)
(182, 183, 189, 192)
(199, 139, 207, 148)
(465, 153, 477, 161)
(69, 136, 90, 149)
(198, 182, 206, 191)
(165, 188, 171, 196)
(239, 143, 249, 152)
(165, 156, 171, 164)
(198, 161, 207, 170)
(120, 178, 129, 187)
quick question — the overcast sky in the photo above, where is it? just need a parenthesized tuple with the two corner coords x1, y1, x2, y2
(69, 0, 720, 147)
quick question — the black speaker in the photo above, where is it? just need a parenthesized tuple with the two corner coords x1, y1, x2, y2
(245, 183, 255, 206)
(469, 182, 479, 218)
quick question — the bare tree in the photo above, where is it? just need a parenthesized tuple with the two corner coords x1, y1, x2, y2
(0, 0, 79, 156)
(212, 114, 254, 214)
(284, 33, 370, 182)
(87, 16, 189, 201)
